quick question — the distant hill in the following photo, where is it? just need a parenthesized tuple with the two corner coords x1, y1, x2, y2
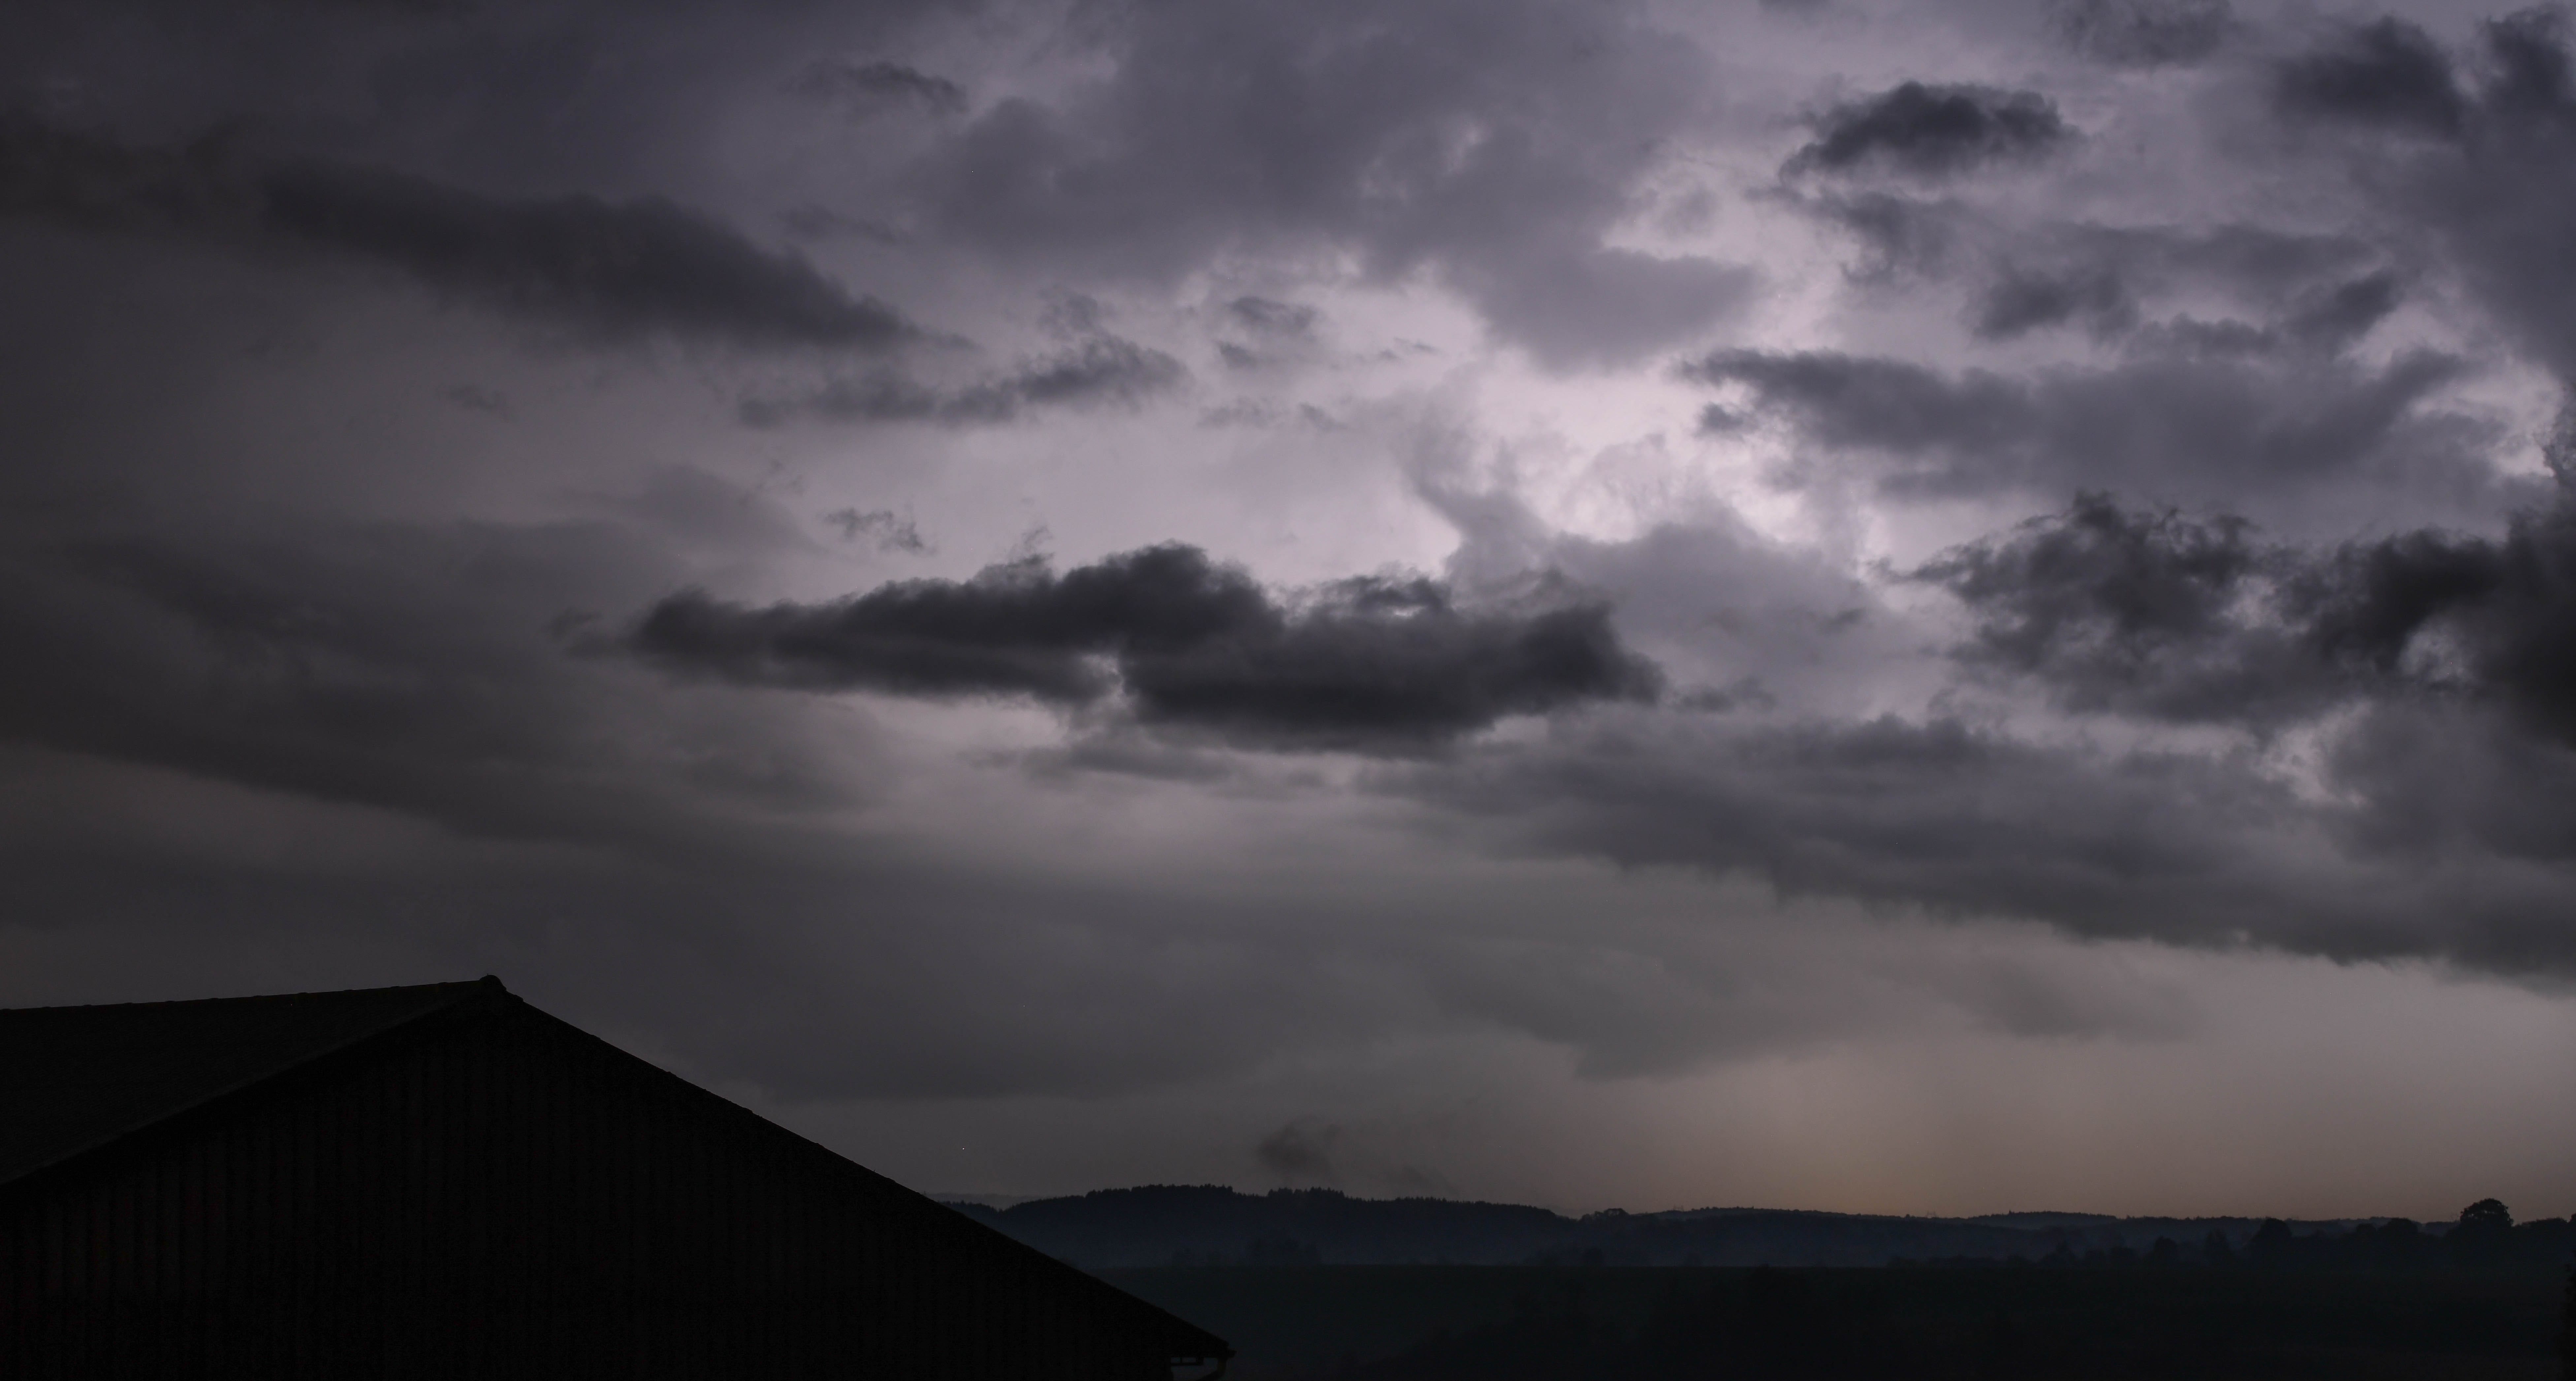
(940, 1186, 2371, 1269)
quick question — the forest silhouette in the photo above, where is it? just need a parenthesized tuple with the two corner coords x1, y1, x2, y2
(1096, 1200, 2576, 1380)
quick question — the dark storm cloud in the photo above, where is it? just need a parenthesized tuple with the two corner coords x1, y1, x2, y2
(1786, 83, 2071, 180)
(0, 400, 1328, 1106)
(1908, 478, 2576, 747)
(1405, 716, 2307, 945)
(0, 737, 1440, 1103)
(2281, 271, 2405, 349)
(0, 511, 1424, 1104)
(1908, 494, 2331, 724)
(736, 334, 1187, 427)
(258, 163, 916, 349)
(0, 114, 916, 350)
(1806, 192, 1964, 281)
(1254, 1120, 1340, 1181)
(788, 59, 968, 117)
(1214, 296, 1321, 371)
(0, 112, 243, 235)
(1803, 187, 2405, 363)
(1, 0, 957, 201)
(1968, 256, 2395, 350)
(780, 204, 907, 244)
(1399, 476, 2576, 969)
(970, 335, 1185, 412)
(625, 546, 1663, 750)
(1813, 192, 2381, 310)
(909, 0, 1751, 366)
(0, 519, 867, 853)
(2273, 17, 2466, 139)
(2304, 496, 2576, 747)
(1396, 706, 2576, 971)
(1226, 296, 1317, 340)
(1685, 349, 2027, 461)
(2320, 701, 2576, 883)
(1683, 339, 2485, 514)
(2486, 6, 2576, 112)
(2376, 10, 2576, 381)
(824, 508, 929, 554)
(1972, 264, 2135, 340)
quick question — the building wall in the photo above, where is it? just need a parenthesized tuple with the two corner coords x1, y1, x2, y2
(0, 993, 1210, 1380)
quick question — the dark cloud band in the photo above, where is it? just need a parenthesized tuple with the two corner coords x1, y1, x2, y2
(258, 164, 913, 350)
(2274, 18, 2466, 138)
(626, 546, 1664, 749)
(737, 335, 1187, 428)
(1786, 82, 2070, 179)
(1912, 482, 2576, 747)
(1682, 342, 2478, 511)
(0, 114, 913, 350)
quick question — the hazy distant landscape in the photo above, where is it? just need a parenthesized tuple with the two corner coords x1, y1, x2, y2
(954, 1189, 2575, 1378)
(950, 1186, 2572, 1271)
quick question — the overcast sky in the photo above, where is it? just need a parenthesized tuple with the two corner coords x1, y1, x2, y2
(7, 0, 2576, 1221)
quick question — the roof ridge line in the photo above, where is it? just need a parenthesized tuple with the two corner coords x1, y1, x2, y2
(0, 979, 501, 1192)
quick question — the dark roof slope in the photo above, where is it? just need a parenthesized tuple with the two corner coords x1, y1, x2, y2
(0, 979, 495, 1187)
(0, 978, 1230, 1365)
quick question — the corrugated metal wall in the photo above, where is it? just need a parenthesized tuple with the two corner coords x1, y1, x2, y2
(0, 991, 1223, 1379)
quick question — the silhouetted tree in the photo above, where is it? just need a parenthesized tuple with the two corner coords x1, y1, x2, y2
(2201, 1230, 2237, 1267)
(2247, 1219, 2295, 1269)
(2354, 1217, 2432, 1271)
(2452, 1199, 2516, 1269)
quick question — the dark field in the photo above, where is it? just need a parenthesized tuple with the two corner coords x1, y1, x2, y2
(1107, 1265, 2570, 1380)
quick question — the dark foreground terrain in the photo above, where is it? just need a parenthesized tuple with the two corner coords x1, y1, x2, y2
(1107, 1264, 2571, 1380)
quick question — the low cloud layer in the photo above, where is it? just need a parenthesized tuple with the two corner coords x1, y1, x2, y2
(790, 59, 969, 120)
(1915, 479, 2576, 746)
(1787, 83, 2072, 179)
(737, 335, 1186, 428)
(1684, 339, 2488, 519)
(628, 545, 1663, 750)
(2274, 18, 2467, 138)
(259, 164, 915, 350)
(0, 114, 914, 350)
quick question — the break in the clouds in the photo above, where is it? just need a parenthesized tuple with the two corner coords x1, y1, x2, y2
(9, 0, 2576, 1219)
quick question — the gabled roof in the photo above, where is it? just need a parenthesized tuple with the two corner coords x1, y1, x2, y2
(0, 978, 493, 1188)
(0, 977, 1233, 1369)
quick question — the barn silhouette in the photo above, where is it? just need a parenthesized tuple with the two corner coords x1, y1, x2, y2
(0, 977, 1230, 1378)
